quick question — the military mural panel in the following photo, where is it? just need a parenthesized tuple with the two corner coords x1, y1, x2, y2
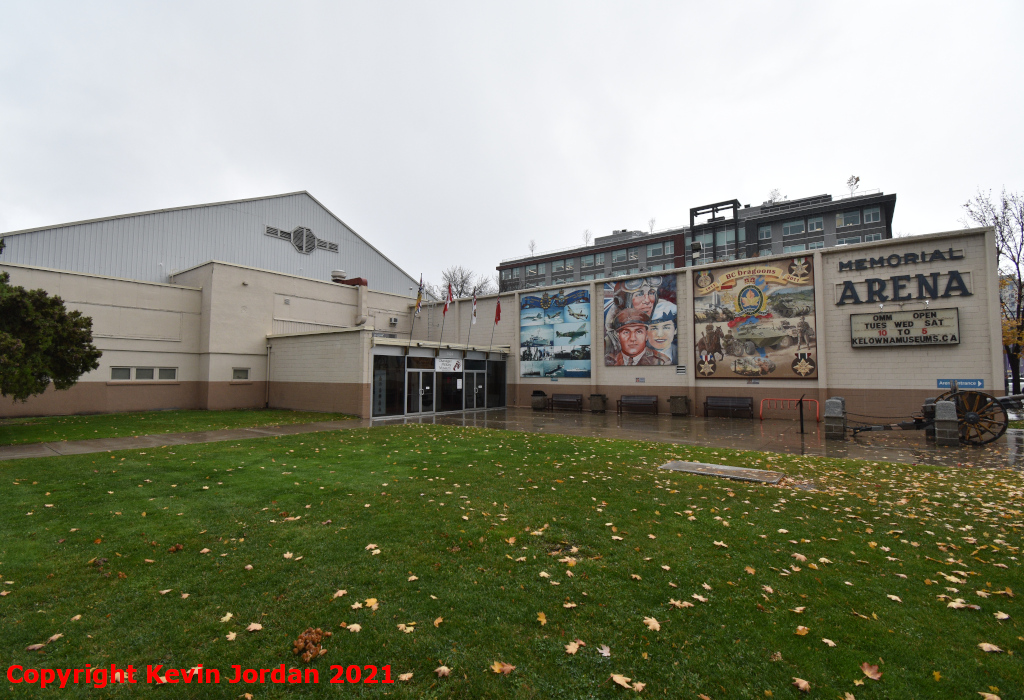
(603, 276, 678, 365)
(520, 287, 591, 378)
(693, 258, 817, 379)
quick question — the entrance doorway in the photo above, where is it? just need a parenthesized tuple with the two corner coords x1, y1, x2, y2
(465, 371, 486, 409)
(406, 369, 435, 414)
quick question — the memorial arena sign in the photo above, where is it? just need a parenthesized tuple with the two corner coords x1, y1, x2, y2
(833, 247, 972, 306)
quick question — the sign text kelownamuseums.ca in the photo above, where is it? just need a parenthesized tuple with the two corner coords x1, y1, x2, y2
(849, 308, 960, 347)
(520, 287, 591, 378)
(603, 276, 678, 366)
(693, 258, 817, 379)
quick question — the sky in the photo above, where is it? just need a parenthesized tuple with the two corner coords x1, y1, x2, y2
(2, 1, 1022, 287)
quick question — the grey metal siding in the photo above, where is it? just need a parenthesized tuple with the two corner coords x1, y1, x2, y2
(0, 193, 420, 296)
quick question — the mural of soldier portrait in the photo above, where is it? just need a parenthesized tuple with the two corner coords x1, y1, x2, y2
(603, 275, 677, 366)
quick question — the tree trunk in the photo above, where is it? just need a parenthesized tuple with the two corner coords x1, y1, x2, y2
(1007, 345, 1021, 395)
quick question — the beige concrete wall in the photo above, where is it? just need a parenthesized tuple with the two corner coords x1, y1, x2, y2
(267, 330, 371, 416)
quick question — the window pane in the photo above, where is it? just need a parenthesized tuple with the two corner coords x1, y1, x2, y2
(864, 207, 881, 223)
(783, 244, 807, 253)
(526, 264, 537, 275)
(501, 269, 510, 279)
(864, 232, 882, 242)
(595, 253, 604, 265)
(552, 259, 564, 272)
(233, 368, 250, 380)
(758, 225, 772, 240)
(136, 367, 154, 380)
(612, 249, 627, 263)
(783, 220, 805, 236)
(538, 263, 546, 273)
(665, 240, 674, 255)
(581, 255, 593, 267)
(808, 217, 823, 232)
(628, 247, 638, 260)
(726, 228, 736, 243)
(111, 367, 131, 380)
(565, 259, 574, 271)
(838, 211, 861, 227)
(512, 268, 520, 278)
(807, 240, 824, 250)
(647, 242, 663, 257)
(158, 368, 177, 380)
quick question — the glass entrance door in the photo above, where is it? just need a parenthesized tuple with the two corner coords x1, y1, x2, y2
(465, 371, 486, 409)
(406, 370, 435, 414)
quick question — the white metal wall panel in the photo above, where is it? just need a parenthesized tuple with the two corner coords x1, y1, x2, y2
(0, 193, 420, 296)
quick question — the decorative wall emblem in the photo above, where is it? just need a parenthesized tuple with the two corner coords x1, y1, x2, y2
(265, 226, 339, 255)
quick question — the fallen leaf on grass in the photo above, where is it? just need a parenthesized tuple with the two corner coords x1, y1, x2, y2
(977, 643, 1002, 653)
(199, 548, 210, 554)
(978, 693, 1001, 700)
(822, 638, 836, 647)
(244, 564, 253, 571)
(692, 594, 708, 603)
(611, 674, 632, 688)
(158, 589, 172, 595)
(790, 607, 806, 614)
(539, 571, 551, 578)
(598, 644, 611, 657)
(180, 593, 189, 599)
(407, 575, 418, 582)
(365, 544, 378, 550)
(792, 553, 807, 562)
(563, 602, 577, 608)
(631, 574, 642, 581)
(333, 590, 347, 599)
(643, 617, 660, 631)
(283, 552, 293, 559)
(565, 641, 580, 655)
(434, 617, 443, 627)
(490, 661, 515, 675)
(25, 644, 46, 651)
(632, 681, 646, 691)
(247, 623, 263, 632)
(434, 665, 450, 677)
(792, 677, 810, 692)
(994, 612, 1009, 620)
(346, 624, 361, 633)
(744, 566, 756, 575)
(861, 662, 882, 680)
(226, 632, 236, 641)
(611, 536, 624, 541)
(398, 672, 413, 681)
(70, 615, 81, 621)
(795, 626, 810, 636)
(365, 598, 379, 610)
(537, 612, 547, 626)
(714, 541, 728, 548)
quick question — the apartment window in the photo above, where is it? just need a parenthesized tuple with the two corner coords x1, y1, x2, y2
(111, 367, 131, 380)
(500, 269, 511, 280)
(538, 263, 546, 274)
(736, 249, 747, 260)
(716, 228, 736, 246)
(581, 254, 594, 268)
(758, 225, 772, 240)
(526, 264, 538, 276)
(837, 211, 861, 227)
(593, 271, 606, 280)
(627, 247, 639, 261)
(759, 247, 773, 257)
(159, 368, 177, 380)
(233, 368, 250, 380)
(594, 252, 605, 266)
(836, 236, 861, 246)
(552, 259, 565, 273)
(647, 263, 663, 272)
(628, 266, 639, 275)
(612, 269, 628, 277)
(647, 242, 663, 257)
(864, 207, 881, 224)
(565, 258, 574, 271)
(783, 244, 807, 254)
(807, 240, 824, 250)
(664, 240, 674, 255)
(612, 248, 627, 264)
(864, 232, 882, 242)
(808, 216, 823, 232)
(135, 368, 155, 380)
(783, 220, 805, 237)
(580, 273, 595, 281)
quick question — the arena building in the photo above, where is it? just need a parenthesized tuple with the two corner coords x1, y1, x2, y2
(0, 191, 1003, 423)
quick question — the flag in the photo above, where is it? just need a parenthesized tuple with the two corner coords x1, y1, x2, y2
(413, 274, 424, 316)
(443, 283, 453, 316)
(494, 298, 501, 324)
(471, 292, 477, 325)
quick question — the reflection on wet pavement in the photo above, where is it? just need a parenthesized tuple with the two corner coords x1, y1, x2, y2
(373, 408, 1024, 470)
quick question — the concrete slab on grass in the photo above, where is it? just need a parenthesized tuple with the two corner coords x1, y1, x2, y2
(659, 460, 783, 484)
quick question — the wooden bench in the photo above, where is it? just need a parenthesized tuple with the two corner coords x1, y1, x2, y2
(704, 396, 754, 419)
(617, 395, 659, 414)
(548, 394, 583, 412)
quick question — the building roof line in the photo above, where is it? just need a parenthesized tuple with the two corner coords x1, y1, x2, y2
(0, 190, 423, 291)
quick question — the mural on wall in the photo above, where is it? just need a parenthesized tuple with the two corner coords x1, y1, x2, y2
(603, 276, 678, 366)
(693, 257, 817, 379)
(520, 287, 591, 378)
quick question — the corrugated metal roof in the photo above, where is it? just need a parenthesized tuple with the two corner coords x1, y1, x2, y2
(0, 192, 421, 296)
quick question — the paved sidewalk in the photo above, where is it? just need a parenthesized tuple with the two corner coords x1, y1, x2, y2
(0, 419, 370, 462)
(3, 408, 1022, 470)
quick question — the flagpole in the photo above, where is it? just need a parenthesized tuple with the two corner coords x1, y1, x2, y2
(437, 305, 447, 349)
(487, 297, 500, 357)
(466, 293, 476, 350)
(409, 274, 424, 347)
(438, 283, 452, 349)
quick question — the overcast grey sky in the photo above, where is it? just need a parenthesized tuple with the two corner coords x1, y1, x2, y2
(2, 1, 1021, 285)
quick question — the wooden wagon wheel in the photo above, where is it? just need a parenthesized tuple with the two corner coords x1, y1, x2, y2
(950, 391, 1008, 445)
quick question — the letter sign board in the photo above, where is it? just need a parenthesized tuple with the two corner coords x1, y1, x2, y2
(849, 308, 960, 347)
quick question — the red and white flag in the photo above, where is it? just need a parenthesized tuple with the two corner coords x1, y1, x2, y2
(494, 298, 501, 324)
(471, 292, 477, 325)
(443, 283, 453, 316)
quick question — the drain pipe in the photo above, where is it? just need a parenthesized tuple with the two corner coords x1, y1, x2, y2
(264, 343, 272, 408)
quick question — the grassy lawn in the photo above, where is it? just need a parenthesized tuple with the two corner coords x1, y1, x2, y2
(0, 409, 355, 446)
(0, 425, 1020, 699)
